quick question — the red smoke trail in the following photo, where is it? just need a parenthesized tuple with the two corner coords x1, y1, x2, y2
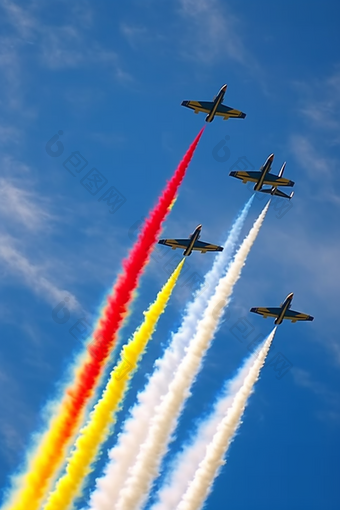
(85, 127, 204, 399)
(7, 128, 204, 510)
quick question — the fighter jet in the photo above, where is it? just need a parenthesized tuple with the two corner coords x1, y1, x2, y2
(158, 224, 223, 256)
(257, 163, 294, 200)
(250, 293, 314, 325)
(181, 84, 246, 123)
(230, 154, 295, 199)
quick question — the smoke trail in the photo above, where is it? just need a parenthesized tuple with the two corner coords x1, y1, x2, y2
(175, 328, 276, 510)
(88, 198, 253, 510)
(5, 129, 204, 510)
(43, 260, 184, 510)
(151, 349, 259, 510)
(152, 332, 272, 510)
(115, 201, 270, 510)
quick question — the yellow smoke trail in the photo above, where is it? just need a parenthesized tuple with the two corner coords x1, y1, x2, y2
(4, 369, 89, 510)
(168, 196, 177, 212)
(43, 259, 185, 510)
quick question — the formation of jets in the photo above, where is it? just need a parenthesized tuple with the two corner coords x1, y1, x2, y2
(158, 84, 313, 326)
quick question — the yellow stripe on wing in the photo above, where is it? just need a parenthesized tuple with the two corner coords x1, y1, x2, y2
(188, 101, 211, 114)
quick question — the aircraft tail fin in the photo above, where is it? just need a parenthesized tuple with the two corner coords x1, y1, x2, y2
(272, 188, 294, 199)
(259, 187, 294, 200)
(278, 162, 286, 178)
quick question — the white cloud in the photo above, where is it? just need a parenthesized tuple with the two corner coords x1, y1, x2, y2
(39, 26, 119, 70)
(177, 0, 256, 70)
(0, 369, 32, 464)
(0, 1, 131, 110)
(289, 134, 340, 205)
(0, 0, 38, 38)
(261, 221, 340, 306)
(289, 70, 340, 206)
(297, 68, 340, 134)
(290, 135, 329, 176)
(70, 0, 93, 29)
(292, 367, 340, 421)
(0, 234, 81, 311)
(40, 25, 86, 69)
(120, 23, 149, 49)
(0, 177, 53, 231)
(0, 125, 21, 144)
(0, 165, 82, 310)
(0, 36, 23, 109)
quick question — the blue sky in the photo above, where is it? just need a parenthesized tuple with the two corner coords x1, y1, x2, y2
(0, 1, 339, 509)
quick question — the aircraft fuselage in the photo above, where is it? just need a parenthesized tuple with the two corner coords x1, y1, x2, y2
(253, 153, 275, 191)
(183, 224, 202, 256)
(205, 85, 227, 122)
(274, 293, 294, 325)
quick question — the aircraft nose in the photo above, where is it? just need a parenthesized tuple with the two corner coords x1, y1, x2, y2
(268, 153, 274, 161)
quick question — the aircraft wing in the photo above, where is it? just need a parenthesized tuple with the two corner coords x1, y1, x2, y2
(281, 309, 314, 322)
(230, 171, 294, 187)
(250, 307, 282, 319)
(213, 103, 246, 119)
(250, 307, 314, 322)
(191, 240, 223, 253)
(181, 101, 246, 119)
(158, 239, 191, 250)
(262, 172, 295, 187)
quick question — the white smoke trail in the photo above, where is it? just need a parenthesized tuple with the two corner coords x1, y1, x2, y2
(151, 350, 260, 510)
(115, 201, 270, 510)
(175, 328, 276, 510)
(88, 197, 253, 510)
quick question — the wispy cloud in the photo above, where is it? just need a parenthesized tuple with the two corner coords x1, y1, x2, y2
(0, 178, 53, 231)
(120, 23, 149, 49)
(0, 369, 33, 465)
(296, 68, 340, 135)
(0, 0, 131, 109)
(40, 25, 88, 69)
(0, 125, 21, 145)
(0, 0, 38, 38)
(289, 134, 340, 205)
(259, 222, 340, 306)
(39, 27, 119, 70)
(290, 134, 331, 177)
(0, 234, 81, 310)
(0, 168, 81, 310)
(0, 36, 23, 109)
(292, 367, 340, 421)
(177, 0, 257, 72)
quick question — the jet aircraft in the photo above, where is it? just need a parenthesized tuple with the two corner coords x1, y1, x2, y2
(158, 224, 223, 256)
(250, 293, 314, 325)
(229, 154, 295, 199)
(181, 84, 246, 123)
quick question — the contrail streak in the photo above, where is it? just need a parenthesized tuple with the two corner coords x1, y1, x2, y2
(88, 198, 253, 510)
(42, 260, 185, 510)
(175, 328, 276, 510)
(4, 129, 204, 510)
(115, 201, 270, 510)
(151, 350, 259, 510)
